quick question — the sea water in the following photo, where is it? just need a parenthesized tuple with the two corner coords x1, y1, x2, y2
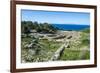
(52, 24, 90, 31)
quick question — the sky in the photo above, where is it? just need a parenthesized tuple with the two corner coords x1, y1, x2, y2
(21, 9, 90, 25)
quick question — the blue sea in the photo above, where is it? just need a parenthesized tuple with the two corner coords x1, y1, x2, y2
(52, 24, 90, 31)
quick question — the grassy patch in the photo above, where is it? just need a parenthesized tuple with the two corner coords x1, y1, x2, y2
(59, 49, 90, 60)
(21, 37, 62, 62)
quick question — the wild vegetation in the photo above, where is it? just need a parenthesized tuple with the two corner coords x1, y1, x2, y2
(21, 21, 90, 63)
(21, 21, 58, 34)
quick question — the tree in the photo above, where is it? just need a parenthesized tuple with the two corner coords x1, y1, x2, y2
(26, 21, 34, 29)
(21, 21, 32, 36)
(21, 21, 58, 34)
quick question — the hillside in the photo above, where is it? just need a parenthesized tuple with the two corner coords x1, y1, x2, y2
(21, 21, 90, 63)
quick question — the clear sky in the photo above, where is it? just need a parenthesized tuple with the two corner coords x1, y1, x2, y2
(21, 9, 90, 25)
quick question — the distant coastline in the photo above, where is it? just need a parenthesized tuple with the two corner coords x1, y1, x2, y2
(52, 24, 90, 31)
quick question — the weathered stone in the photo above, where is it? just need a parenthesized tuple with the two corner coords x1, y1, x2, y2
(28, 49, 36, 55)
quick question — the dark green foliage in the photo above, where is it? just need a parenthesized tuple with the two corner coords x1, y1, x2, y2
(81, 39, 90, 46)
(24, 26, 30, 34)
(21, 21, 33, 35)
(80, 28, 90, 47)
(21, 21, 57, 34)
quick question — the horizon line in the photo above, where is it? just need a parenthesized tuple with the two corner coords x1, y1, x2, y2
(21, 20, 90, 25)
